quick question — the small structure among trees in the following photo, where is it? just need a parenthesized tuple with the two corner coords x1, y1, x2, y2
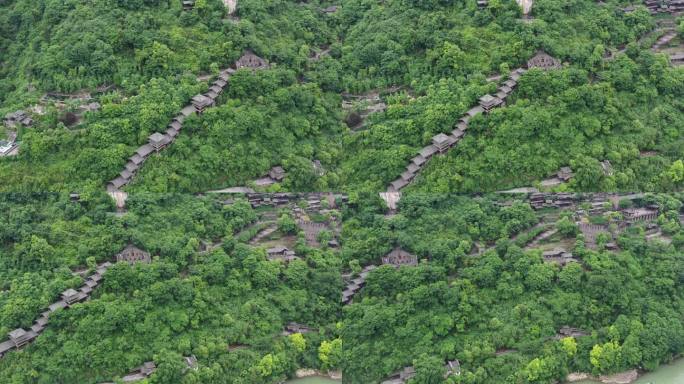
(555, 326, 589, 339)
(527, 51, 561, 70)
(281, 322, 316, 336)
(540, 166, 574, 188)
(0, 140, 19, 157)
(542, 248, 579, 266)
(116, 245, 151, 264)
(3, 110, 33, 128)
(479, 94, 504, 112)
(266, 246, 298, 262)
(148, 132, 170, 152)
(269, 166, 286, 182)
(623, 207, 658, 223)
(235, 51, 269, 70)
(182, 0, 195, 11)
(61, 288, 87, 305)
(382, 248, 418, 267)
(381, 366, 415, 384)
(191, 94, 215, 113)
(7, 329, 36, 349)
(445, 360, 461, 376)
(432, 133, 456, 154)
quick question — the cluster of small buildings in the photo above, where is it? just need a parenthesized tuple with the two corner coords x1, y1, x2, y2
(381, 360, 460, 384)
(388, 67, 527, 192)
(3, 110, 33, 128)
(244, 192, 348, 210)
(107, 68, 234, 192)
(266, 246, 298, 262)
(575, 203, 659, 249)
(542, 248, 579, 266)
(530, 192, 576, 210)
(0, 261, 112, 358)
(643, 0, 684, 14)
(341, 265, 376, 305)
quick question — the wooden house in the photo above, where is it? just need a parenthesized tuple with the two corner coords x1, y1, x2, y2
(479, 94, 504, 112)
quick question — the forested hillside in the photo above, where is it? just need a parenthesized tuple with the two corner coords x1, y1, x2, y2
(0, 193, 344, 382)
(340, 193, 684, 383)
(0, 1, 683, 382)
(0, 0, 682, 193)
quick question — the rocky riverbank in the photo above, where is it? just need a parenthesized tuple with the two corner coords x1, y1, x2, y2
(567, 369, 638, 384)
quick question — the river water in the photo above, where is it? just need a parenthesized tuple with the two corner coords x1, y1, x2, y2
(573, 359, 684, 384)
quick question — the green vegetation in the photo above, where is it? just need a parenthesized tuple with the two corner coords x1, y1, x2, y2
(0, 193, 343, 383)
(0, 0, 681, 193)
(0, 0, 683, 383)
(340, 193, 684, 383)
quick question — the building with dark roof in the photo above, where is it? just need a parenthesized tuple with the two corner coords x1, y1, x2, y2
(191, 94, 215, 113)
(269, 166, 286, 181)
(479, 94, 504, 112)
(432, 133, 456, 153)
(149, 132, 170, 151)
(4, 110, 33, 128)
